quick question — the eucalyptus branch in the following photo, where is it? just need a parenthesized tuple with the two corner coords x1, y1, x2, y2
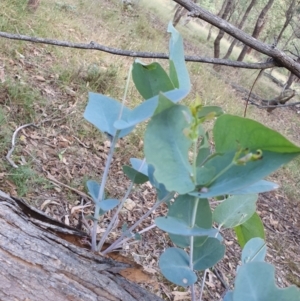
(102, 191, 175, 255)
(189, 197, 200, 301)
(97, 181, 134, 251)
(0, 31, 277, 70)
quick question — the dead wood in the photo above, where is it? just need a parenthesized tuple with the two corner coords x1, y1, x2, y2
(0, 190, 163, 301)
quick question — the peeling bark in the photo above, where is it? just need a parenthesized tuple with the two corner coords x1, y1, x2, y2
(0, 190, 163, 301)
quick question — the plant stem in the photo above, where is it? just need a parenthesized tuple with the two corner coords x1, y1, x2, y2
(110, 223, 157, 250)
(199, 269, 208, 301)
(98, 159, 147, 251)
(102, 191, 175, 254)
(91, 65, 133, 251)
(192, 140, 198, 183)
(205, 161, 233, 187)
(91, 131, 120, 251)
(97, 181, 134, 251)
(189, 197, 199, 301)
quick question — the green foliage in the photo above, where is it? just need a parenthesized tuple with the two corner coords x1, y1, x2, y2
(234, 212, 265, 248)
(84, 24, 300, 300)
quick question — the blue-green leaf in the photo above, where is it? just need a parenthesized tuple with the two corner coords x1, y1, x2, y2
(145, 103, 194, 194)
(122, 165, 148, 184)
(213, 194, 258, 228)
(84, 92, 134, 138)
(230, 180, 278, 194)
(223, 292, 234, 301)
(155, 216, 218, 237)
(242, 238, 266, 264)
(159, 248, 197, 287)
(190, 151, 298, 198)
(232, 262, 300, 301)
(130, 158, 148, 176)
(168, 23, 190, 92)
(168, 196, 212, 248)
(86, 180, 100, 203)
(193, 237, 225, 271)
(148, 164, 170, 200)
(99, 199, 119, 211)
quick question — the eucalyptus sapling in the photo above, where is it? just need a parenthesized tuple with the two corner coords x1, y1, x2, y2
(83, 23, 300, 301)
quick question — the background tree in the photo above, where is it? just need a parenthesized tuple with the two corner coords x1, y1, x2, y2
(223, 0, 257, 59)
(237, 0, 275, 61)
(214, 0, 235, 60)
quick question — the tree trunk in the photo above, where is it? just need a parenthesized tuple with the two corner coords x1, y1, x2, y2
(223, 0, 257, 59)
(207, 0, 228, 41)
(237, 0, 275, 61)
(214, 0, 234, 59)
(0, 190, 163, 301)
(276, 0, 298, 43)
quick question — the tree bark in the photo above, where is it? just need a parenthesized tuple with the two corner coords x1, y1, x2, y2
(237, 0, 275, 61)
(0, 190, 163, 301)
(223, 0, 257, 59)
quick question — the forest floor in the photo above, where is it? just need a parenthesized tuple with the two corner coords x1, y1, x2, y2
(0, 0, 299, 300)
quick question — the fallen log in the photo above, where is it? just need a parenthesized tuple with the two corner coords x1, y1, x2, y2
(0, 190, 163, 301)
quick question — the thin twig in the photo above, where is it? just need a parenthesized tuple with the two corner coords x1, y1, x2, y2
(102, 191, 175, 255)
(0, 30, 277, 70)
(199, 269, 208, 301)
(6, 123, 38, 168)
(46, 173, 93, 201)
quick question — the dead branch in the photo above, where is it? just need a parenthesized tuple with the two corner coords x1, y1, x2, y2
(0, 31, 276, 70)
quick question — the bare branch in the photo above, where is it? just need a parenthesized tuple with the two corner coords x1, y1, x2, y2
(0, 31, 276, 70)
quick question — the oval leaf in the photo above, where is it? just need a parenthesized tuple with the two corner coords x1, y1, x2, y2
(242, 238, 266, 264)
(159, 248, 197, 287)
(193, 237, 225, 271)
(155, 216, 217, 237)
(232, 262, 300, 301)
(234, 212, 265, 248)
(99, 199, 119, 211)
(130, 158, 148, 176)
(123, 165, 148, 184)
(214, 114, 300, 153)
(84, 92, 134, 138)
(86, 180, 100, 203)
(213, 194, 258, 228)
(167, 23, 190, 91)
(145, 103, 194, 194)
(132, 60, 175, 100)
(168, 196, 212, 247)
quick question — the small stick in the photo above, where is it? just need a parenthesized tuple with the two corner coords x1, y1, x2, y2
(6, 123, 38, 168)
(46, 173, 93, 201)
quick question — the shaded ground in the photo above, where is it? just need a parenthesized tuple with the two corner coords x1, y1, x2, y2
(0, 1, 299, 300)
